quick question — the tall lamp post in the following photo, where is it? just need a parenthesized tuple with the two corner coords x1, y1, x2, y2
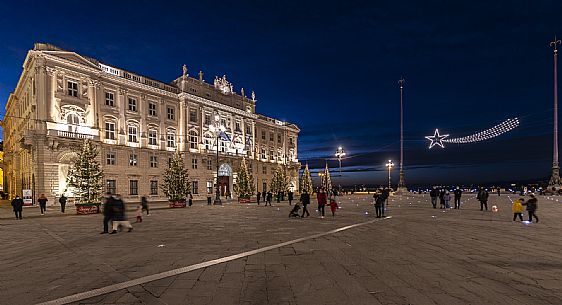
(335, 146, 346, 192)
(397, 78, 407, 193)
(386, 160, 394, 190)
(209, 113, 225, 205)
(550, 36, 562, 188)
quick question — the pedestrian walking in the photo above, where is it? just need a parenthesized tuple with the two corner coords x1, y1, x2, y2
(188, 193, 193, 207)
(453, 187, 462, 209)
(11, 195, 24, 220)
(477, 188, 489, 211)
(288, 191, 294, 205)
(110, 194, 133, 234)
(430, 187, 438, 209)
(276, 191, 281, 203)
(317, 188, 327, 218)
(59, 194, 67, 213)
(512, 198, 524, 221)
(497, 188, 501, 196)
(443, 191, 451, 209)
(135, 205, 143, 223)
(439, 189, 446, 209)
(266, 191, 273, 206)
(256, 191, 261, 205)
(38, 193, 48, 215)
(262, 191, 266, 203)
(328, 198, 338, 217)
(100, 192, 114, 234)
(141, 196, 150, 215)
(374, 190, 385, 218)
(300, 191, 311, 218)
(522, 194, 539, 223)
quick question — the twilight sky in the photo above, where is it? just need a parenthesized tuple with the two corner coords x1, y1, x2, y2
(1, 0, 561, 186)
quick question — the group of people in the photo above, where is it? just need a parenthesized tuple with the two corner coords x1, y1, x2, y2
(256, 190, 295, 206)
(288, 188, 338, 218)
(10, 193, 68, 219)
(372, 188, 391, 218)
(430, 187, 463, 210)
(511, 194, 540, 223)
(100, 193, 148, 234)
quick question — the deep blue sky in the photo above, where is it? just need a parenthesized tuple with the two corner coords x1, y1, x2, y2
(1, 0, 561, 186)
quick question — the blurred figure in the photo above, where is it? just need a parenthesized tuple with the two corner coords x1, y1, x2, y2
(266, 191, 273, 206)
(453, 187, 462, 209)
(374, 190, 384, 218)
(58, 193, 67, 213)
(188, 193, 193, 207)
(141, 196, 149, 215)
(328, 198, 339, 217)
(317, 188, 327, 218)
(288, 190, 294, 205)
(256, 191, 261, 205)
(11, 195, 24, 220)
(430, 187, 438, 209)
(38, 194, 48, 215)
(477, 188, 489, 211)
(439, 189, 446, 209)
(300, 190, 311, 218)
(100, 192, 114, 234)
(110, 194, 133, 234)
(443, 191, 451, 209)
(135, 204, 143, 223)
(522, 194, 539, 223)
(512, 198, 524, 221)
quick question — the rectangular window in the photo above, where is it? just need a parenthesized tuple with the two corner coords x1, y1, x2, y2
(207, 159, 213, 170)
(235, 121, 241, 132)
(129, 180, 138, 195)
(128, 126, 138, 143)
(246, 125, 252, 135)
(106, 152, 115, 165)
(261, 148, 266, 160)
(192, 158, 198, 169)
(192, 181, 199, 194)
(278, 134, 282, 144)
(128, 97, 137, 112)
(270, 132, 274, 141)
(105, 92, 114, 106)
(168, 157, 172, 167)
(270, 150, 274, 160)
(129, 154, 137, 166)
(148, 130, 157, 146)
(289, 137, 294, 145)
(150, 180, 158, 195)
(189, 109, 197, 123)
(167, 132, 175, 148)
(107, 180, 116, 194)
(261, 130, 266, 140)
(167, 107, 175, 120)
(204, 113, 211, 125)
(148, 102, 157, 116)
(150, 155, 158, 168)
(206, 181, 213, 194)
(105, 122, 115, 140)
(262, 166, 267, 175)
(220, 118, 227, 128)
(67, 80, 78, 97)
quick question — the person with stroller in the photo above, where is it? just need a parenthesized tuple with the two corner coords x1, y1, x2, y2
(289, 202, 301, 218)
(300, 190, 311, 218)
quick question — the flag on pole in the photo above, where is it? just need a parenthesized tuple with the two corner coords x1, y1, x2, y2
(219, 131, 231, 142)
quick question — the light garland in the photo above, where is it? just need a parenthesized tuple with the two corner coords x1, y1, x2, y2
(425, 118, 519, 149)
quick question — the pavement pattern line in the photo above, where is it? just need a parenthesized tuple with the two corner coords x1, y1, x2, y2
(36, 216, 391, 305)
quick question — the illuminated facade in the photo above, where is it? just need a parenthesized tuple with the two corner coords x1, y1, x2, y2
(3, 43, 299, 202)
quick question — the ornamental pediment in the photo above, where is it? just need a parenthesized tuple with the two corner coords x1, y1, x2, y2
(43, 51, 100, 70)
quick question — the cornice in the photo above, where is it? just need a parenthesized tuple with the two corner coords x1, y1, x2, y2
(179, 92, 258, 119)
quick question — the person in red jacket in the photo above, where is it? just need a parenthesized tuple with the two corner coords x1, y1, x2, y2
(328, 198, 338, 217)
(316, 188, 328, 218)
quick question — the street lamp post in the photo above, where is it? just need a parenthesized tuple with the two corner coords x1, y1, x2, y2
(550, 36, 562, 188)
(386, 160, 394, 190)
(397, 78, 407, 193)
(209, 113, 225, 205)
(334, 146, 346, 192)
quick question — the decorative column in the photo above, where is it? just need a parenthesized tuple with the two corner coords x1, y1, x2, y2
(397, 78, 407, 193)
(550, 37, 562, 188)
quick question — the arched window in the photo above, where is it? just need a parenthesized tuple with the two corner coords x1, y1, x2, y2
(67, 113, 80, 125)
(189, 130, 198, 149)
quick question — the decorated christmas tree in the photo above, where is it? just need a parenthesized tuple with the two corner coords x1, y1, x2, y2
(300, 163, 314, 194)
(233, 158, 255, 198)
(271, 166, 289, 194)
(161, 151, 191, 202)
(67, 140, 104, 204)
(321, 162, 332, 193)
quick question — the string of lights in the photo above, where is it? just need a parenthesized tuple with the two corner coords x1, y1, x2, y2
(443, 118, 519, 144)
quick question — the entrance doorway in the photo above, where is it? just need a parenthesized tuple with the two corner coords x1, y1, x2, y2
(218, 176, 230, 196)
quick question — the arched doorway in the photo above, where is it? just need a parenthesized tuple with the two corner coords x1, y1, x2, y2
(58, 150, 78, 197)
(218, 163, 232, 197)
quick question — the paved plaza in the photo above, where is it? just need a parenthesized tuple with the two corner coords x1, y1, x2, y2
(1, 194, 562, 305)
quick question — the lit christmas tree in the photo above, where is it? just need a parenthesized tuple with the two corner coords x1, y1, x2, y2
(233, 158, 255, 198)
(271, 166, 289, 194)
(300, 163, 314, 194)
(321, 162, 332, 193)
(161, 151, 191, 202)
(67, 140, 104, 204)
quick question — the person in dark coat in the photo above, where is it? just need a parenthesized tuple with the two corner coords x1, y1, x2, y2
(430, 187, 438, 209)
(100, 192, 114, 234)
(453, 187, 462, 209)
(188, 193, 193, 207)
(523, 194, 539, 223)
(141, 196, 150, 215)
(38, 193, 48, 215)
(439, 189, 446, 209)
(265, 191, 273, 206)
(262, 191, 266, 203)
(373, 190, 384, 218)
(110, 194, 133, 234)
(11, 195, 24, 220)
(316, 188, 327, 218)
(276, 191, 281, 203)
(256, 191, 261, 205)
(300, 191, 311, 218)
(288, 191, 294, 205)
(477, 188, 489, 211)
(381, 187, 390, 217)
(58, 194, 67, 213)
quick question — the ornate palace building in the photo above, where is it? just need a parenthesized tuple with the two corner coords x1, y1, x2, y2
(2, 43, 300, 202)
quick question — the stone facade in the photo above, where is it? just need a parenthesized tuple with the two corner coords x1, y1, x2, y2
(2, 43, 300, 203)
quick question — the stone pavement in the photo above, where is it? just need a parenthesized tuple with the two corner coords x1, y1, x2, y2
(1, 194, 562, 305)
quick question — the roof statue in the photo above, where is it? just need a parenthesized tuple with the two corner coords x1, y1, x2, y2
(214, 75, 233, 94)
(182, 64, 188, 78)
(198, 70, 204, 82)
(251, 90, 256, 101)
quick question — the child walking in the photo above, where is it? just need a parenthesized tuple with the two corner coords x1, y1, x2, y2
(135, 204, 143, 223)
(512, 198, 524, 221)
(328, 198, 339, 217)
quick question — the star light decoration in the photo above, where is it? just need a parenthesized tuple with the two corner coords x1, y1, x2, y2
(425, 117, 520, 149)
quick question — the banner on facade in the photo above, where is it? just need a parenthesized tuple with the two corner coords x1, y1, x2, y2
(23, 189, 33, 206)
